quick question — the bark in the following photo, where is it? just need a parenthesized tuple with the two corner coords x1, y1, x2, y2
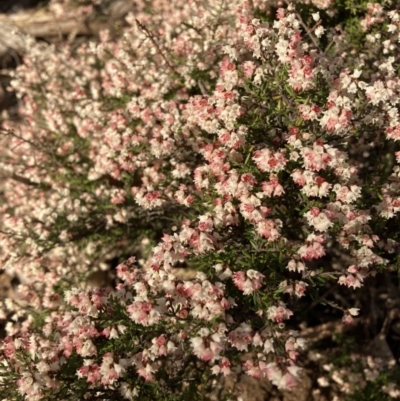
(0, 1, 135, 56)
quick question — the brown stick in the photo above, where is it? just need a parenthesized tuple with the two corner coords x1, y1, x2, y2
(0, 1, 134, 55)
(301, 318, 362, 344)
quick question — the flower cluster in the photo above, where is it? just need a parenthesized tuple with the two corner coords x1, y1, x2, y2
(0, 0, 398, 400)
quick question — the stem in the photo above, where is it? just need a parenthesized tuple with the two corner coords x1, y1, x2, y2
(135, 19, 180, 77)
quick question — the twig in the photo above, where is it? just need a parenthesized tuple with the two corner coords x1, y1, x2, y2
(1, 171, 51, 189)
(281, 0, 320, 49)
(135, 19, 180, 76)
(324, 38, 336, 55)
(305, 284, 339, 313)
(197, 80, 209, 96)
(210, 0, 226, 42)
(295, 12, 320, 49)
(0, 127, 38, 150)
(181, 21, 202, 35)
(301, 318, 362, 344)
(323, 298, 346, 313)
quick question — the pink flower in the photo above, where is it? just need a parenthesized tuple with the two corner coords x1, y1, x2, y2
(227, 323, 253, 351)
(137, 364, 155, 382)
(280, 280, 308, 298)
(190, 329, 224, 363)
(242, 61, 256, 78)
(127, 301, 160, 326)
(286, 259, 306, 273)
(233, 269, 265, 294)
(211, 357, 232, 376)
(252, 148, 287, 173)
(261, 176, 285, 197)
(243, 360, 262, 379)
(305, 208, 333, 232)
(334, 184, 362, 203)
(338, 265, 364, 288)
(298, 240, 326, 260)
(256, 219, 281, 241)
(267, 304, 293, 322)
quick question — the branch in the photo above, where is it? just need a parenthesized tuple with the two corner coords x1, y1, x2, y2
(0, 1, 135, 56)
(135, 19, 180, 76)
(301, 318, 362, 344)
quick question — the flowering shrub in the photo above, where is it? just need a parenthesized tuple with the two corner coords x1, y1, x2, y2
(0, 0, 399, 399)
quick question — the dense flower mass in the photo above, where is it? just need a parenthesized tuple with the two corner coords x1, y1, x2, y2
(0, 0, 399, 400)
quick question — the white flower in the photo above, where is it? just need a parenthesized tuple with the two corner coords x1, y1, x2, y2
(312, 12, 320, 22)
(315, 25, 325, 38)
(81, 339, 97, 357)
(348, 308, 360, 316)
(318, 376, 330, 387)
